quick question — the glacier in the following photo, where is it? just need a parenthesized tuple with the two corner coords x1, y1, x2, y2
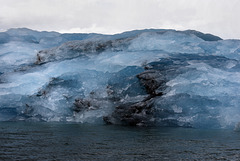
(1, 28, 240, 128)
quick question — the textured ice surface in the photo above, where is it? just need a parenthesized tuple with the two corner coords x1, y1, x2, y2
(0, 28, 240, 129)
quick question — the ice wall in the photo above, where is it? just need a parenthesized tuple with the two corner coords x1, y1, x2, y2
(0, 28, 240, 128)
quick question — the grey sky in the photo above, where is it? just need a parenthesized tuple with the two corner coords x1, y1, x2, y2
(0, 0, 239, 39)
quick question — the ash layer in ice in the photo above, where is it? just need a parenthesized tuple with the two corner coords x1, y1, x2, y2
(1, 28, 240, 129)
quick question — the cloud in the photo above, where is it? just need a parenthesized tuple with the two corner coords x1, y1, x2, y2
(0, 0, 239, 39)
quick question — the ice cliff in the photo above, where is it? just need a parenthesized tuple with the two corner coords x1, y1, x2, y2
(1, 28, 240, 128)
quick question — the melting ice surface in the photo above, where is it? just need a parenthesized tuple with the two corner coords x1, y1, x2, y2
(1, 28, 240, 129)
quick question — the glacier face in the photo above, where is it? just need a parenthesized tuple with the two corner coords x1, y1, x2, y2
(0, 28, 240, 128)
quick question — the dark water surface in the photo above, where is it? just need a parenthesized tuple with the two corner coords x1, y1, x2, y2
(1, 122, 240, 161)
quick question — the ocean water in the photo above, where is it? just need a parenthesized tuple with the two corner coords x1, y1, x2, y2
(1, 122, 240, 161)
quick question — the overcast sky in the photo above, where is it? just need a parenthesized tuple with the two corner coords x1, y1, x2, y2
(0, 0, 239, 39)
